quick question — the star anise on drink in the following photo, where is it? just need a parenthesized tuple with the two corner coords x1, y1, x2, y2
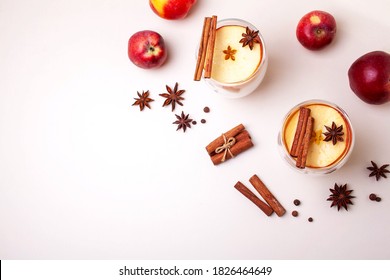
(159, 82, 185, 111)
(239, 26, 261, 50)
(223, 45, 237, 61)
(323, 122, 344, 145)
(173, 111, 193, 132)
(327, 183, 355, 211)
(132, 90, 154, 111)
(367, 161, 390, 181)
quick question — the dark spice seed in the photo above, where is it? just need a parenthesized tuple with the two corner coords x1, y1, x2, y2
(192, 121, 197, 125)
(293, 199, 301, 206)
(203, 106, 210, 113)
(308, 217, 313, 222)
(292, 210, 298, 217)
(376, 197, 382, 202)
(369, 193, 377, 201)
(201, 119, 206, 124)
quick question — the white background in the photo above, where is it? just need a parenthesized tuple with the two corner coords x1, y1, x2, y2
(1, 0, 389, 260)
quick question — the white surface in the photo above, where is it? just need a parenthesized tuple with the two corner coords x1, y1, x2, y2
(1, 0, 389, 260)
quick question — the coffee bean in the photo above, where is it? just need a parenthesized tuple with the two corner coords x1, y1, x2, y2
(308, 217, 313, 222)
(203, 106, 210, 113)
(292, 210, 298, 217)
(192, 120, 197, 125)
(376, 197, 382, 202)
(293, 199, 301, 206)
(201, 119, 206, 124)
(369, 193, 377, 201)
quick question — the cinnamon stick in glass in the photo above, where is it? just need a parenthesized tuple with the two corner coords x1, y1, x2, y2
(290, 107, 311, 157)
(249, 174, 286, 217)
(234, 181, 274, 216)
(296, 116, 314, 169)
(204, 15, 217, 78)
(194, 17, 212, 81)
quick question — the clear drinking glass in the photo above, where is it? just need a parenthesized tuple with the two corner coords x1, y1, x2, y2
(277, 99, 355, 174)
(203, 18, 268, 98)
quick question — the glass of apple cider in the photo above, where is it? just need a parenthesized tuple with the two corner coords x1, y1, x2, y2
(277, 99, 355, 174)
(204, 18, 268, 98)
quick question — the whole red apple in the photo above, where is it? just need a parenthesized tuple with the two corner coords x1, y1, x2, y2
(296, 10, 337, 50)
(348, 51, 390, 105)
(128, 30, 167, 69)
(149, 0, 197, 20)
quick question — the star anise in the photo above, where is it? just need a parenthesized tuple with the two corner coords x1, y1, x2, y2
(223, 45, 237, 61)
(159, 82, 185, 111)
(323, 122, 344, 145)
(173, 111, 193, 132)
(367, 161, 390, 181)
(327, 183, 355, 211)
(239, 26, 261, 50)
(132, 90, 154, 111)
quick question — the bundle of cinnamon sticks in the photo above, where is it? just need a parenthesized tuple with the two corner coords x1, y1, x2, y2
(234, 174, 286, 217)
(290, 107, 315, 169)
(194, 15, 217, 81)
(205, 124, 253, 165)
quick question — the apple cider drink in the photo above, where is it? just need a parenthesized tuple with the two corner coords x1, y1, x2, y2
(196, 18, 268, 98)
(278, 100, 354, 174)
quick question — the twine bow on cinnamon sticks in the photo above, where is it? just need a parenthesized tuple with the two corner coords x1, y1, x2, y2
(215, 134, 236, 162)
(206, 124, 253, 165)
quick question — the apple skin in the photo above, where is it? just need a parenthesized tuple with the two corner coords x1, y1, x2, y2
(128, 30, 167, 69)
(348, 51, 390, 105)
(296, 10, 337, 50)
(149, 0, 197, 20)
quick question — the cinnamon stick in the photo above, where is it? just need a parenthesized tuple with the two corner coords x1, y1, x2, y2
(296, 116, 314, 169)
(210, 130, 253, 165)
(290, 107, 311, 157)
(204, 15, 217, 78)
(194, 17, 212, 81)
(234, 181, 274, 216)
(206, 123, 245, 154)
(249, 174, 286, 217)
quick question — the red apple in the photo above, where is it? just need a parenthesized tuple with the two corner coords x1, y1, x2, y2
(348, 51, 390, 105)
(128, 30, 167, 69)
(149, 0, 197, 20)
(296, 10, 337, 50)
